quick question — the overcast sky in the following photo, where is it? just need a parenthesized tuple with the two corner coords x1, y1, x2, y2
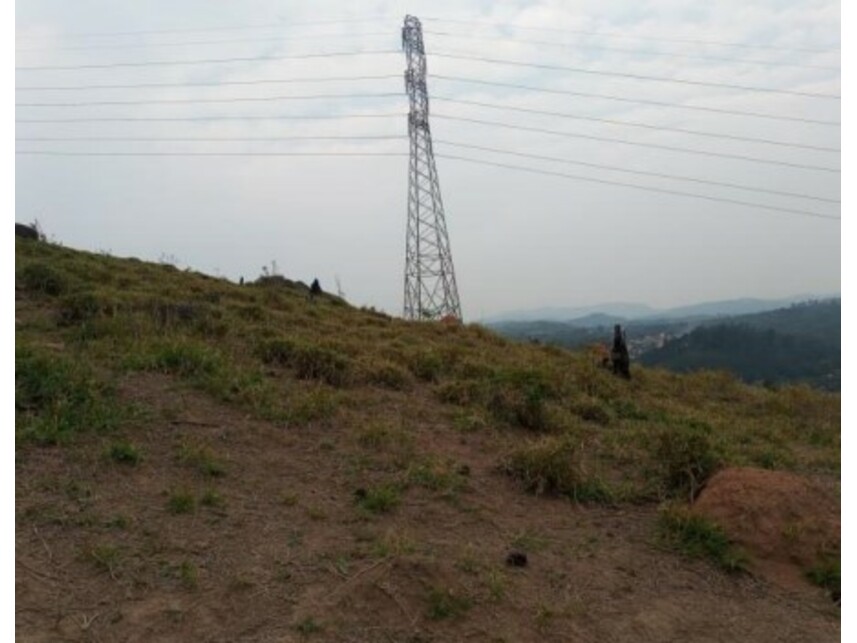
(15, 0, 840, 319)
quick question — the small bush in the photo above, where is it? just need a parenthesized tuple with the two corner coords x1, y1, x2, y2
(574, 398, 612, 425)
(58, 291, 109, 325)
(427, 587, 472, 620)
(436, 379, 484, 406)
(806, 555, 840, 600)
(658, 504, 747, 573)
(255, 338, 297, 366)
(364, 360, 412, 390)
(356, 484, 401, 514)
(144, 342, 223, 378)
(108, 441, 141, 465)
(503, 436, 613, 503)
(178, 442, 226, 477)
(18, 262, 68, 296)
(167, 490, 196, 514)
(407, 350, 445, 382)
(654, 423, 721, 499)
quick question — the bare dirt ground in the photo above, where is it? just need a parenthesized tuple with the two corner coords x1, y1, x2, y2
(16, 374, 839, 642)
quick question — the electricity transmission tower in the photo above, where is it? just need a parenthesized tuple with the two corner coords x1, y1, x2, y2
(401, 15, 462, 321)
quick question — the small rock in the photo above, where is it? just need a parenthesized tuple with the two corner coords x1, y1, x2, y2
(506, 551, 528, 567)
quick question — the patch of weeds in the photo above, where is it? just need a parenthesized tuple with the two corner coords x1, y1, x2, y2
(806, 555, 840, 601)
(295, 616, 323, 635)
(18, 262, 69, 296)
(451, 410, 489, 433)
(16, 346, 127, 445)
(573, 398, 612, 426)
(535, 604, 557, 632)
(200, 489, 225, 510)
(57, 291, 110, 326)
(167, 490, 196, 515)
(356, 484, 401, 515)
(178, 441, 226, 477)
(143, 342, 223, 378)
(436, 379, 485, 406)
(107, 440, 141, 465)
(407, 349, 445, 382)
(255, 337, 297, 366)
(284, 386, 340, 426)
(405, 458, 468, 498)
(484, 568, 506, 601)
(281, 493, 299, 507)
(104, 514, 130, 530)
(503, 436, 613, 503)
(291, 343, 352, 386)
(427, 587, 473, 620)
(488, 368, 555, 431)
(610, 399, 649, 421)
(370, 529, 417, 558)
(179, 560, 199, 590)
(306, 505, 327, 521)
(510, 528, 549, 553)
(658, 504, 747, 573)
(88, 544, 122, 576)
(654, 423, 722, 499)
(364, 359, 412, 390)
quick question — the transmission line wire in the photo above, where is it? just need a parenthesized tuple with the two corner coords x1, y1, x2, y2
(431, 75, 839, 126)
(435, 153, 838, 221)
(17, 150, 407, 157)
(423, 17, 840, 54)
(16, 74, 402, 91)
(18, 93, 404, 107)
(433, 141, 839, 204)
(431, 114, 840, 173)
(16, 49, 400, 71)
(17, 135, 406, 142)
(424, 30, 839, 72)
(432, 97, 838, 152)
(431, 51, 840, 99)
(15, 148, 835, 219)
(17, 113, 404, 123)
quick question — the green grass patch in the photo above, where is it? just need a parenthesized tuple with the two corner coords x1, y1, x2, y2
(355, 484, 401, 514)
(427, 587, 473, 620)
(167, 490, 196, 515)
(16, 346, 128, 445)
(658, 504, 747, 573)
(107, 440, 141, 465)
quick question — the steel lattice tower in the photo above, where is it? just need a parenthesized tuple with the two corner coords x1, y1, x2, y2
(401, 15, 462, 321)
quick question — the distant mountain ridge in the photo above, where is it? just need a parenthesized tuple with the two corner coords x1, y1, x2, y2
(483, 294, 838, 324)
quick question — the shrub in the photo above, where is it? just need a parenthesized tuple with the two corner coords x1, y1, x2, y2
(167, 490, 196, 514)
(108, 441, 141, 465)
(435, 379, 484, 406)
(145, 342, 223, 378)
(503, 436, 613, 503)
(427, 587, 472, 620)
(658, 504, 747, 572)
(255, 338, 297, 366)
(355, 484, 401, 514)
(58, 291, 107, 325)
(291, 344, 351, 386)
(364, 360, 412, 390)
(488, 370, 554, 430)
(407, 350, 445, 382)
(654, 422, 721, 499)
(18, 262, 68, 296)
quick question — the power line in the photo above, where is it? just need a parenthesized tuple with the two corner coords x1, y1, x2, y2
(424, 30, 840, 72)
(423, 17, 840, 54)
(16, 74, 402, 91)
(17, 93, 404, 107)
(433, 140, 839, 204)
(17, 135, 406, 142)
(16, 150, 407, 157)
(431, 75, 840, 126)
(16, 32, 395, 53)
(16, 113, 404, 123)
(432, 114, 840, 173)
(16, 49, 400, 71)
(432, 97, 838, 152)
(431, 51, 840, 99)
(15, 17, 394, 41)
(436, 153, 838, 221)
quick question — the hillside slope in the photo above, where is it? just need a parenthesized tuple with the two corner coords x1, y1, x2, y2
(15, 239, 840, 641)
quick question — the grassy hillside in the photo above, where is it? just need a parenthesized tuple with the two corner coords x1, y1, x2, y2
(15, 239, 840, 641)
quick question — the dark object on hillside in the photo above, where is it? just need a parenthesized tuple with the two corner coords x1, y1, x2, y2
(310, 279, 323, 298)
(16, 223, 39, 241)
(239, 276, 244, 286)
(611, 324, 631, 379)
(506, 551, 528, 567)
(353, 488, 367, 501)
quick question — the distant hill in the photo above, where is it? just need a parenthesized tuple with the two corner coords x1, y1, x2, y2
(484, 295, 836, 324)
(641, 300, 840, 391)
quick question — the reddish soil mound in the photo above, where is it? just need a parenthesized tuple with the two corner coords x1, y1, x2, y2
(693, 467, 839, 588)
